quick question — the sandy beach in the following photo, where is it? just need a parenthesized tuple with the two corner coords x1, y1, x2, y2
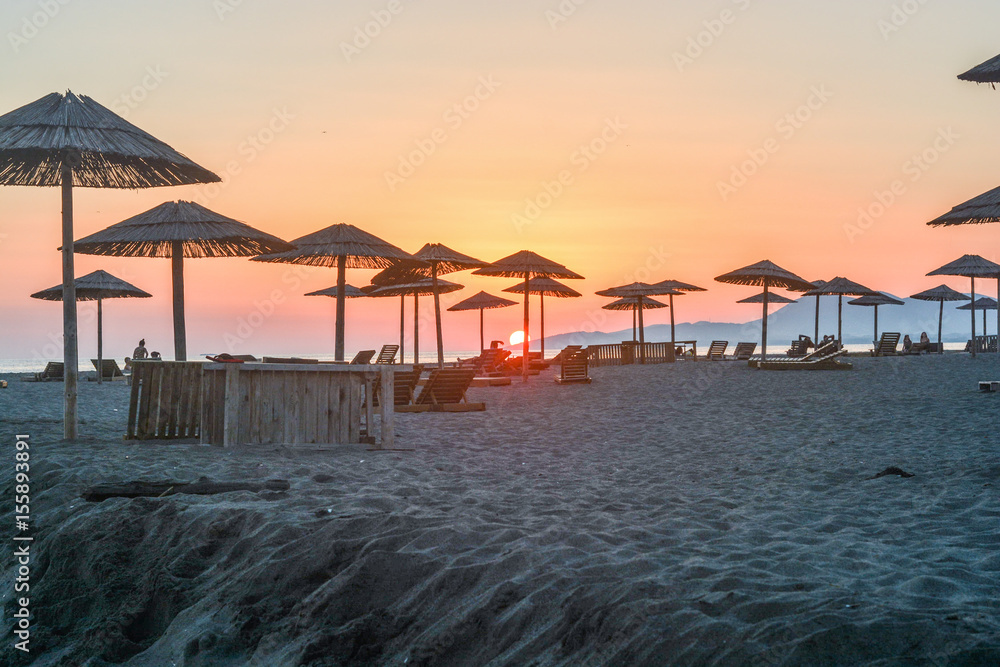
(2, 355, 999, 666)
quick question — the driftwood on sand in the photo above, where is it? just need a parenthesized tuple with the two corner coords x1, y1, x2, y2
(82, 477, 290, 502)
(866, 466, 915, 480)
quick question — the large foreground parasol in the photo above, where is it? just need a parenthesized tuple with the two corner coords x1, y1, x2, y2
(0, 90, 219, 437)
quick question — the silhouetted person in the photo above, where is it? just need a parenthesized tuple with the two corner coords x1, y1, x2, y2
(132, 339, 148, 360)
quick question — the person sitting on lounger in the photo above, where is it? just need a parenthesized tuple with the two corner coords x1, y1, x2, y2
(132, 339, 148, 360)
(901, 334, 912, 354)
(150, 351, 162, 360)
(920, 332, 930, 346)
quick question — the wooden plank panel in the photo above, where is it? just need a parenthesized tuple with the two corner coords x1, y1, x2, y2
(380, 368, 394, 449)
(316, 373, 330, 444)
(303, 371, 317, 444)
(223, 364, 240, 448)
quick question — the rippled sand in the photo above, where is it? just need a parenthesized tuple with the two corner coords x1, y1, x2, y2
(2, 354, 999, 665)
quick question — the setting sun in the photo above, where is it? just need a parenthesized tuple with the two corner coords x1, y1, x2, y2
(509, 330, 528, 346)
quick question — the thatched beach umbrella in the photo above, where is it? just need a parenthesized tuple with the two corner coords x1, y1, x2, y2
(365, 278, 464, 364)
(502, 277, 582, 360)
(252, 224, 423, 361)
(957, 297, 998, 341)
(595, 282, 681, 363)
(373, 244, 488, 368)
(714, 260, 814, 363)
(602, 296, 667, 347)
(648, 279, 706, 351)
(472, 251, 583, 380)
(447, 291, 518, 354)
(802, 277, 879, 349)
(909, 285, 969, 354)
(927, 254, 1000, 358)
(30, 270, 151, 384)
(0, 90, 219, 438)
(75, 200, 290, 361)
(958, 53, 1000, 85)
(737, 292, 796, 304)
(927, 191, 1000, 354)
(305, 283, 369, 354)
(847, 293, 904, 346)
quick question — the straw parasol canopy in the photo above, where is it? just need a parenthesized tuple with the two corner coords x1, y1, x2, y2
(595, 282, 681, 362)
(847, 293, 905, 346)
(305, 284, 368, 298)
(406, 244, 489, 367)
(648, 279, 706, 350)
(365, 278, 463, 364)
(252, 224, 423, 361)
(737, 292, 796, 304)
(958, 53, 1000, 85)
(472, 251, 583, 380)
(502, 277, 582, 360)
(928, 254, 1000, 357)
(957, 297, 998, 339)
(0, 90, 220, 438)
(30, 269, 151, 384)
(802, 276, 879, 348)
(909, 284, 969, 354)
(74, 200, 290, 361)
(447, 291, 517, 354)
(714, 260, 814, 363)
(602, 295, 666, 309)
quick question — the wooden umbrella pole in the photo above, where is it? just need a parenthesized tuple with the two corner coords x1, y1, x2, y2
(413, 293, 419, 364)
(669, 293, 676, 351)
(540, 292, 545, 361)
(335, 254, 347, 361)
(171, 240, 187, 361)
(937, 300, 944, 354)
(97, 298, 103, 385)
(996, 279, 999, 355)
(479, 308, 484, 353)
(970, 277, 977, 358)
(399, 295, 405, 363)
(522, 273, 529, 382)
(814, 295, 820, 344)
(837, 294, 843, 349)
(632, 305, 637, 342)
(432, 264, 444, 368)
(637, 297, 646, 364)
(61, 158, 78, 439)
(760, 282, 769, 365)
(873, 305, 878, 347)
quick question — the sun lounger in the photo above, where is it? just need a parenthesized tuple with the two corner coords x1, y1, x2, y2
(555, 349, 592, 384)
(733, 342, 757, 360)
(398, 367, 484, 412)
(262, 356, 319, 364)
(457, 348, 511, 376)
(373, 364, 423, 407)
(706, 340, 728, 361)
(786, 339, 810, 357)
(375, 344, 399, 364)
(871, 332, 900, 357)
(89, 359, 126, 381)
(551, 345, 583, 365)
(22, 361, 64, 382)
(750, 341, 851, 370)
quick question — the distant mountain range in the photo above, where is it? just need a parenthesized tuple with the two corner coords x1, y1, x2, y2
(532, 295, 986, 351)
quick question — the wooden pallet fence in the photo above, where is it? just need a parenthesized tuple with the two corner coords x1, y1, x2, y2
(126, 361, 204, 440)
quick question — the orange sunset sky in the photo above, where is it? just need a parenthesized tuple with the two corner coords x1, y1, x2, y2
(2, 0, 1000, 361)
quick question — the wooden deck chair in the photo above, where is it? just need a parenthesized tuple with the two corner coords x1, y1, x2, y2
(786, 339, 810, 357)
(90, 359, 126, 381)
(375, 344, 399, 364)
(21, 361, 64, 382)
(871, 332, 900, 357)
(347, 349, 376, 364)
(733, 342, 757, 360)
(750, 341, 851, 370)
(556, 349, 592, 384)
(707, 340, 728, 360)
(373, 364, 423, 408)
(399, 368, 484, 412)
(552, 345, 583, 365)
